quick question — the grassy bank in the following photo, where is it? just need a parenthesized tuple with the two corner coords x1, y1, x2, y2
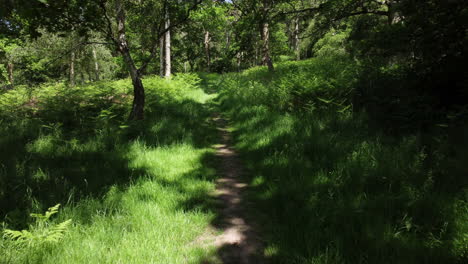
(217, 60, 468, 264)
(0, 74, 220, 263)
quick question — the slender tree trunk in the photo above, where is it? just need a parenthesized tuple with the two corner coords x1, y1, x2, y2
(70, 51, 75, 87)
(189, 60, 194, 72)
(116, 0, 145, 120)
(92, 46, 100, 81)
(255, 42, 259, 66)
(294, 17, 300, 60)
(160, 36, 165, 77)
(237, 52, 243, 72)
(164, 6, 171, 78)
(87, 69, 93, 82)
(261, 21, 274, 71)
(260, 0, 274, 71)
(7, 62, 14, 86)
(204, 31, 211, 71)
(225, 29, 231, 52)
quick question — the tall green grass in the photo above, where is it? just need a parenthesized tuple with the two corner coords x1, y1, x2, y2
(217, 59, 468, 263)
(0, 74, 220, 263)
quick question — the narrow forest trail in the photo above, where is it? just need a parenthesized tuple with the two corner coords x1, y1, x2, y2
(196, 112, 266, 264)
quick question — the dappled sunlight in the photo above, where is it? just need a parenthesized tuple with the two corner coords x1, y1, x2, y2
(1, 1, 465, 262)
(218, 65, 467, 263)
(0, 74, 223, 263)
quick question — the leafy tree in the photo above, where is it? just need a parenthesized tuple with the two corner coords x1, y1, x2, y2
(1, 0, 202, 120)
(231, 0, 325, 71)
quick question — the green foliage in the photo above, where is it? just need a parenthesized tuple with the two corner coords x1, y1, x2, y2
(217, 60, 468, 263)
(0, 0, 466, 262)
(0, 74, 219, 263)
(3, 204, 72, 247)
(219, 53, 356, 114)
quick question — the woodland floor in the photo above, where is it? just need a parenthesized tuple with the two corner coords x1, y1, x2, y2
(196, 114, 266, 264)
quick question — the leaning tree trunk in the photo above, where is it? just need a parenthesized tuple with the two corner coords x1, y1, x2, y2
(261, 21, 274, 71)
(204, 31, 211, 71)
(7, 62, 14, 86)
(92, 46, 100, 81)
(122, 49, 145, 121)
(164, 6, 171, 78)
(70, 51, 75, 87)
(116, 0, 145, 120)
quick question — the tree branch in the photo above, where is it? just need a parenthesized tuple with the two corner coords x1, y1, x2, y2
(333, 9, 389, 21)
(272, 4, 325, 21)
(98, 0, 118, 45)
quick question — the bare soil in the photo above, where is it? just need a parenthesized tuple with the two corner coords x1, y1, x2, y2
(196, 115, 265, 264)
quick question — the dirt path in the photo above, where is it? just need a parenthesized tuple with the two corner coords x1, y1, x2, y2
(197, 115, 265, 264)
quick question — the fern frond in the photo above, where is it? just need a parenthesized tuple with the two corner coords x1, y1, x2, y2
(4, 204, 71, 246)
(317, 97, 334, 104)
(44, 219, 72, 243)
(44, 204, 61, 220)
(3, 229, 32, 241)
(30, 203, 61, 222)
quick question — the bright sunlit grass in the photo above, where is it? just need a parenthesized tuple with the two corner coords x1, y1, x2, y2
(0, 73, 220, 263)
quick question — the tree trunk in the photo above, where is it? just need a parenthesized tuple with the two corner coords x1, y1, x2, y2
(7, 62, 14, 86)
(261, 21, 274, 71)
(260, 0, 274, 71)
(204, 31, 211, 71)
(255, 42, 259, 66)
(237, 52, 243, 72)
(92, 46, 100, 81)
(164, 6, 171, 78)
(189, 60, 194, 72)
(116, 0, 145, 120)
(387, 1, 401, 25)
(70, 51, 75, 87)
(294, 17, 300, 60)
(225, 29, 231, 52)
(160, 35, 165, 77)
(123, 49, 145, 121)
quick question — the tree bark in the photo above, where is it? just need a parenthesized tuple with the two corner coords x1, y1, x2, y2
(7, 62, 14, 86)
(260, 0, 273, 71)
(225, 29, 231, 52)
(160, 35, 165, 77)
(116, 0, 145, 120)
(92, 46, 100, 81)
(236, 52, 243, 72)
(70, 51, 75, 87)
(189, 60, 194, 72)
(294, 17, 300, 60)
(387, 0, 401, 25)
(261, 21, 274, 71)
(164, 6, 171, 78)
(204, 31, 211, 71)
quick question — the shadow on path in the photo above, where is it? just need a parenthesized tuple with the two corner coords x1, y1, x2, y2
(198, 115, 266, 264)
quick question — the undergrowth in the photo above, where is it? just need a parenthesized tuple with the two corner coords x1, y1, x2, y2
(217, 59, 468, 264)
(0, 73, 220, 263)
